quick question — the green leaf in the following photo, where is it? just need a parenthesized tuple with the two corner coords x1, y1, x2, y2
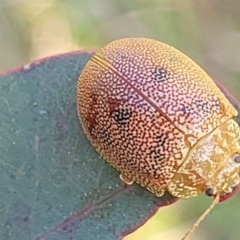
(0, 52, 175, 240)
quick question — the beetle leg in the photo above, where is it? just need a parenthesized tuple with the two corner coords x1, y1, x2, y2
(120, 173, 134, 186)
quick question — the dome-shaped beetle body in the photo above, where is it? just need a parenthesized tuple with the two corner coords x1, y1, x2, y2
(77, 38, 240, 200)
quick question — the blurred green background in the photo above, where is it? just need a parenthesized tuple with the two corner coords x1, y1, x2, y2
(1, 0, 240, 240)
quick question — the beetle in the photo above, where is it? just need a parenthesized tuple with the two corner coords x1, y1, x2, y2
(76, 38, 240, 239)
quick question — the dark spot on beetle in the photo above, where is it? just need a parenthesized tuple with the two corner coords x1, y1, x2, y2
(111, 108, 132, 125)
(153, 66, 170, 82)
(82, 93, 99, 137)
(108, 98, 132, 125)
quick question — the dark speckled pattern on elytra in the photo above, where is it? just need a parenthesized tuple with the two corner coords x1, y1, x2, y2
(77, 38, 240, 199)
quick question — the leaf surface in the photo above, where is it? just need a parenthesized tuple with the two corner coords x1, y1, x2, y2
(0, 52, 176, 240)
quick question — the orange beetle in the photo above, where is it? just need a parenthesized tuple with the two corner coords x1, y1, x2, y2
(76, 38, 240, 239)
